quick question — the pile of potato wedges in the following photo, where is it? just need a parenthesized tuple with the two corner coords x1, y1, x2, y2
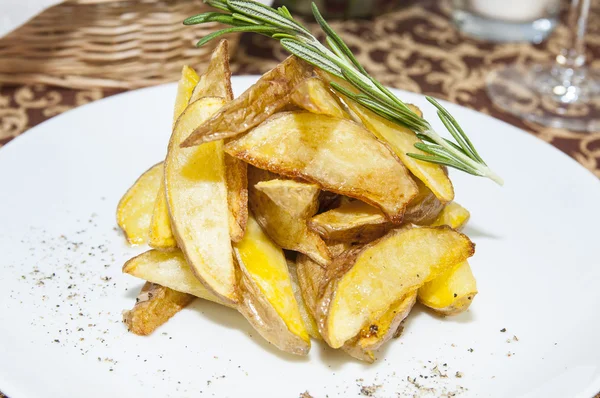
(117, 40, 477, 362)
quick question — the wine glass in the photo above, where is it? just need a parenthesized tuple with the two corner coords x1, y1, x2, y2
(486, 0, 600, 132)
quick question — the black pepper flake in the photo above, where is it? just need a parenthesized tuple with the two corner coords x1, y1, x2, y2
(500, 328, 506, 333)
(453, 293, 457, 298)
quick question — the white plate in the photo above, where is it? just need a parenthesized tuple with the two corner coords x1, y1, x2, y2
(1, 76, 599, 398)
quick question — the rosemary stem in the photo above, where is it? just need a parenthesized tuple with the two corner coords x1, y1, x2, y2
(185, 0, 503, 185)
(423, 127, 504, 185)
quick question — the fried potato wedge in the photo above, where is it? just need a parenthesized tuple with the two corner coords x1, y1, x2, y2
(418, 201, 476, 315)
(172, 65, 200, 127)
(287, 260, 321, 340)
(181, 56, 313, 147)
(165, 96, 238, 303)
(149, 184, 177, 251)
(254, 178, 320, 213)
(296, 243, 415, 362)
(318, 226, 475, 348)
(234, 215, 310, 354)
(404, 177, 445, 225)
(352, 291, 416, 352)
(123, 282, 195, 336)
(295, 244, 377, 360)
(227, 112, 418, 223)
(152, 42, 248, 247)
(189, 39, 234, 104)
(124, 244, 309, 355)
(123, 250, 230, 307)
(290, 77, 347, 118)
(225, 154, 248, 242)
(308, 199, 389, 243)
(248, 167, 331, 265)
(188, 40, 249, 242)
(149, 65, 201, 251)
(308, 180, 443, 243)
(418, 261, 477, 315)
(431, 201, 471, 230)
(342, 291, 416, 363)
(317, 72, 454, 203)
(117, 162, 163, 245)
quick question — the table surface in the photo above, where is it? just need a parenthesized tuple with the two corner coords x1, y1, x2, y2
(0, 1, 599, 397)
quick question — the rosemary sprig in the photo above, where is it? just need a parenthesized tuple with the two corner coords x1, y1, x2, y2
(184, 0, 503, 185)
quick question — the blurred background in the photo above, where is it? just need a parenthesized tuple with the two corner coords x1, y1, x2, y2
(0, 0, 599, 178)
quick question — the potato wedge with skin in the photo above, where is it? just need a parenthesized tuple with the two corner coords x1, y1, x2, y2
(124, 246, 309, 355)
(403, 177, 445, 225)
(172, 65, 200, 127)
(318, 226, 475, 348)
(316, 71, 454, 203)
(254, 179, 320, 215)
(149, 185, 177, 251)
(117, 162, 163, 245)
(181, 56, 313, 147)
(341, 292, 416, 362)
(123, 250, 231, 307)
(430, 201, 471, 230)
(296, 244, 377, 361)
(290, 77, 347, 118)
(227, 112, 418, 223)
(123, 282, 195, 336)
(352, 291, 416, 352)
(287, 260, 321, 340)
(151, 41, 248, 247)
(296, 244, 415, 362)
(418, 201, 476, 315)
(149, 65, 201, 251)
(248, 167, 331, 266)
(308, 199, 389, 243)
(165, 96, 238, 303)
(234, 215, 310, 354)
(308, 180, 443, 243)
(189, 40, 234, 104)
(225, 154, 248, 242)
(186, 40, 248, 242)
(418, 261, 477, 315)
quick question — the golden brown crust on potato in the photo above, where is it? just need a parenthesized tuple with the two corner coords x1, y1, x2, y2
(226, 112, 418, 223)
(403, 178, 444, 225)
(117, 162, 164, 245)
(308, 200, 390, 243)
(290, 77, 347, 118)
(181, 56, 313, 147)
(123, 282, 195, 336)
(316, 70, 454, 203)
(237, 267, 310, 356)
(316, 226, 475, 348)
(248, 166, 331, 266)
(225, 154, 248, 242)
(190, 40, 234, 103)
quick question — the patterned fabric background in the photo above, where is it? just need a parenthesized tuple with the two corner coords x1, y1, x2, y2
(0, 1, 599, 397)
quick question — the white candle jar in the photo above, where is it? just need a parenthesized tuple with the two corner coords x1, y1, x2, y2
(453, 0, 561, 43)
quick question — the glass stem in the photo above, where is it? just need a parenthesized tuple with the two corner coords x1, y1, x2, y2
(555, 0, 590, 69)
(549, 0, 591, 102)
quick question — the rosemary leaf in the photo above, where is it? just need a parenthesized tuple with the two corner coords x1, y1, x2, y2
(311, 3, 366, 74)
(227, 0, 307, 33)
(280, 39, 343, 77)
(196, 25, 281, 47)
(204, 0, 231, 12)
